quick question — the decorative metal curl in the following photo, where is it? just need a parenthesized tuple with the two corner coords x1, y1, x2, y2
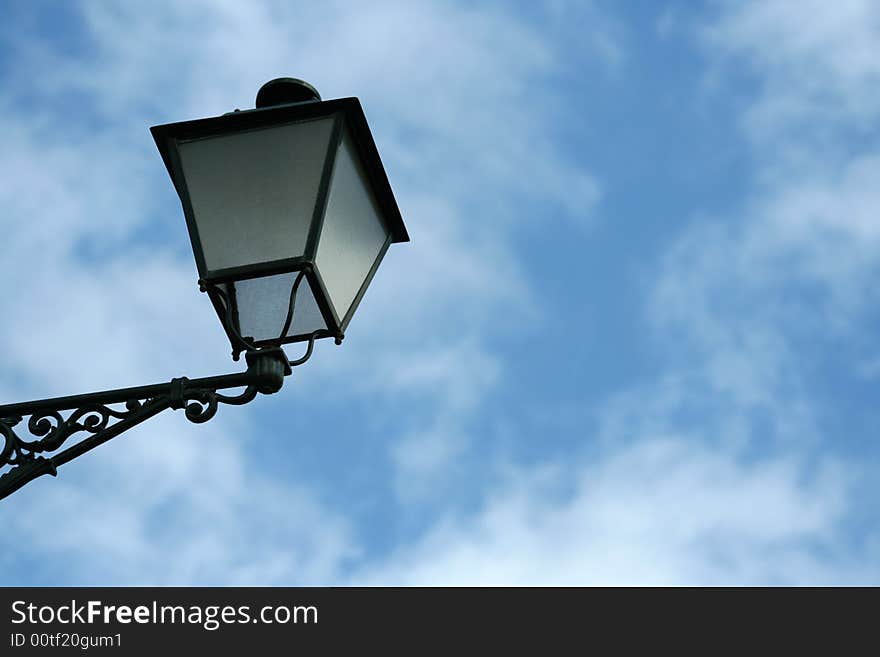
(182, 386, 259, 424)
(0, 401, 147, 470)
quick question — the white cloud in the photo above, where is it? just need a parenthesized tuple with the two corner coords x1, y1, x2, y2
(646, 1, 880, 404)
(3, 413, 356, 585)
(704, 0, 880, 146)
(357, 439, 864, 585)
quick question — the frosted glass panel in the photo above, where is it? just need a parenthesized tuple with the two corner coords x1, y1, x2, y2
(315, 129, 390, 321)
(179, 117, 334, 272)
(232, 272, 326, 342)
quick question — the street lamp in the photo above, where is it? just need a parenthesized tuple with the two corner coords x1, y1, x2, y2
(152, 77, 408, 359)
(0, 78, 409, 501)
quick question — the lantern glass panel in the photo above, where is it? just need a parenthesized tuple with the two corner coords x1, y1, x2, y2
(227, 272, 327, 342)
(177, 117, 335, 273)
(315, 128, 390, 321)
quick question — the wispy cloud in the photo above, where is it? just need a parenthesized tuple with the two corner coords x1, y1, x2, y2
(356, 439, 858, 585)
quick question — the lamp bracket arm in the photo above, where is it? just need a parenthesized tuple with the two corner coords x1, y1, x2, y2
(0, 348, 290, 501)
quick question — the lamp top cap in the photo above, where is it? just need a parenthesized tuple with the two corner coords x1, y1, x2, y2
(255, 78, 321, 108)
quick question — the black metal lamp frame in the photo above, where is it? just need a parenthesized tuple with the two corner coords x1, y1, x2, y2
(151, 94, 409, 358)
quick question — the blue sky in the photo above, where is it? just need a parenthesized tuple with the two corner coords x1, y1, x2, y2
(1, 0, 879, 585)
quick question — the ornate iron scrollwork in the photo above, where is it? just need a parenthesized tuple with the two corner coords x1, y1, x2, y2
(0, 399, 158, 496)
(1, 400, 145, 466)
(177, 385, 259, 424)
(0, 347, 293, 501)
